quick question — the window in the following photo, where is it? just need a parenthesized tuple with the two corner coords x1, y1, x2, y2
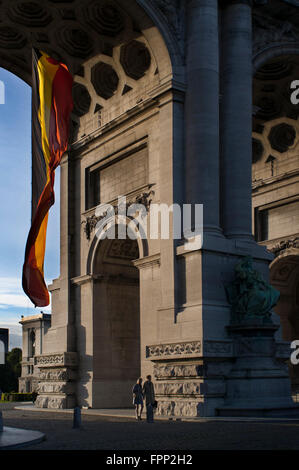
(85, 145, 148, 210)
(29, 329, 36, 358)
(255, 200, 299, 242)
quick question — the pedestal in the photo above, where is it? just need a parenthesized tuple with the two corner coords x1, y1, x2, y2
(35, 352, 77, 409)
(217, 321, 299, 417)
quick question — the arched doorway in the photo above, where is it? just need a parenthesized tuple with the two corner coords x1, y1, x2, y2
(92, 233, 140, 408)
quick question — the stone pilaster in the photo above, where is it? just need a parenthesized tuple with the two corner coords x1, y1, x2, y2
(220, 0, 253, 238)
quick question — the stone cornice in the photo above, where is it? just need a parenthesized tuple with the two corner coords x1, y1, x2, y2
(133, 253, 160, 269)
(35, 352, 77, 368)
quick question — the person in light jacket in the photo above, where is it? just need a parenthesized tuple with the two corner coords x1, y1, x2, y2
(142, 375, 155, 423)
(132, 377, 144, 420)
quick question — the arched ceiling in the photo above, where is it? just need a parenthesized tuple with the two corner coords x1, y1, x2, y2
(252, 53, 299, 171)
(0, 0, 174, 85)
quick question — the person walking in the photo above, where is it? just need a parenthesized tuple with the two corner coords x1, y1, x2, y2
(142, 375, 155, 423)
(132, 377, 144, 420)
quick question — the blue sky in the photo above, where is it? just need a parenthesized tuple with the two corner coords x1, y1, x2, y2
(0, 68, 60, 348)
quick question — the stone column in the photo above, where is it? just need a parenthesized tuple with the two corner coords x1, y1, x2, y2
(220, 0, 253, 239)
(185, 0, 221, 234)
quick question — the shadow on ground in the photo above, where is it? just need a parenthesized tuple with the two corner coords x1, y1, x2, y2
(2, 409, 299, 450)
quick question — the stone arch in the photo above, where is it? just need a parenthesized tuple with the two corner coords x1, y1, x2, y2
(87, 216, 148, 276)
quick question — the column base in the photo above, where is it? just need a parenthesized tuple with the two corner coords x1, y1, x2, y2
(149, 340, 232, 418)
(35, 352, 77, 409)
(148, 322, 297, 418)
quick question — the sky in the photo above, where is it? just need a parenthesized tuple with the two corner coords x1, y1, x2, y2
(0, 68, 60, 349)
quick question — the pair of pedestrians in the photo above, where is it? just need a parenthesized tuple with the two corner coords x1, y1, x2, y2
(132, 375, 156, 423)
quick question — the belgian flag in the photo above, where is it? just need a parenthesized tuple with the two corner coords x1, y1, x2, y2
(22, 49, 73, 307)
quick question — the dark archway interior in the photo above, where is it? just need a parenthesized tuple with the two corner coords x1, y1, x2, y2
(92, 235, 140, 408)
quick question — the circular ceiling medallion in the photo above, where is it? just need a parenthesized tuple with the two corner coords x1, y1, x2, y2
(57, 28, 93, 59)
(255, 60, 293, 81)
(7, 2, 52, 27)
(84, 1, 125, 37)
(0, 26, 27, 49)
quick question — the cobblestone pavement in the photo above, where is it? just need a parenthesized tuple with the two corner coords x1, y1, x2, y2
(2, 409, 299, 450)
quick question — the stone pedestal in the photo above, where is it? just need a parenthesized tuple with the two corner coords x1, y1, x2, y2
(217, 321, 299, 417)
(149, 340, 233, 417)
(35, 352, 77, 409)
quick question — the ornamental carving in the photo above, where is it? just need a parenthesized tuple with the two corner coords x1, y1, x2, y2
(253, 14, 299, 56)
(7, 2, 52, 27)
(56, 27, 93, 59)
(83, 1, 125, 37)
(154, 0, 185, 46)
(0, 26, 27, 49)
(155, 382, 204, 396)
(269, 237, 299, 257)
(153, 364, 203, 379)
(36, 352, 77, 368)
(146, 341, 201, 359)
(82, 189, 154, 241)
(107, 239, 139, 260)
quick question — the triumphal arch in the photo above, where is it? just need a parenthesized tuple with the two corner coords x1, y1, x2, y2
(3, 0, 299, 416)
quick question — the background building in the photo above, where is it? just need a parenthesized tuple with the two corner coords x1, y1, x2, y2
(18, 313, 51, 393)
(0, 328, 8, 365)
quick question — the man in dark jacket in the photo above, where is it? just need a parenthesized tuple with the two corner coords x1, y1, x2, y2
(142, 375, 155, 423)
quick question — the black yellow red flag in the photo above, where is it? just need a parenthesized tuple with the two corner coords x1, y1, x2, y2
(22, 49, 73, 307)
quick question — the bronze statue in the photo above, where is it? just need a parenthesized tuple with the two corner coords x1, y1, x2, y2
(225, 256, 280, 324)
